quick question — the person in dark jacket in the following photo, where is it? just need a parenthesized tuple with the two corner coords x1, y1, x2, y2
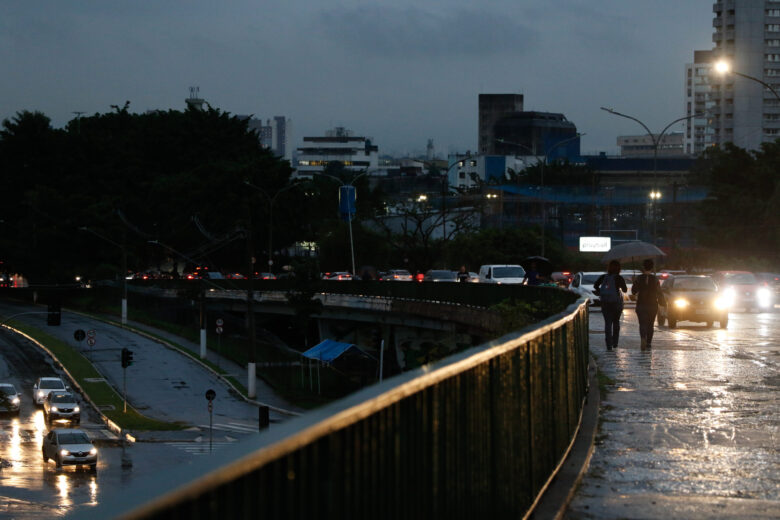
(631, 259, 665, 349)
(593, 260, 628, 351)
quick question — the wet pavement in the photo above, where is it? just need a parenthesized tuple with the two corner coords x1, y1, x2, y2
(567, 308, 780, 519)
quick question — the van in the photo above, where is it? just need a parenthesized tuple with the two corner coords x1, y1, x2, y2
(478, 264, 526, 284)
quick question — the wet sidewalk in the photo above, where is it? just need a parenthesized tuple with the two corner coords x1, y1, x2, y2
(567, 308, 779, 519)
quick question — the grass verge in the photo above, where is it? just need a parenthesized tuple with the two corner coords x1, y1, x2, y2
(5, 319, 184, 431)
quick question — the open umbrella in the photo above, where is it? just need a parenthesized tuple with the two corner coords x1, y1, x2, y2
(521, 256, 553, 277)
(601, 241, 665, 263)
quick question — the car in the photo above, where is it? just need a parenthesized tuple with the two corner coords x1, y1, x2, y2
(254, 272, 276, 280)
(423, 269, 458, 282)
(478, 265, 526, 284)
(0, 383, 21, 415)
(658, 275, 730, 328)
(756, 272, 780, 296)
(33, 377, 67, 406)
(43, 391, 80, 424)
(42, 429, 98, 470)
(551, 271, 574, 288)
(711, 271, 774, 312)
(325, 272, 353, 281)
(385, 269, 413, 281)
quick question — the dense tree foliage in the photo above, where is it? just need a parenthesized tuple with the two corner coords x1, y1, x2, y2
(691, 142, 780, 256)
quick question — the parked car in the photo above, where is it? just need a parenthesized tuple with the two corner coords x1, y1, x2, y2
(711, 271, 774, 312)
(33, 377, 67, 406)
(42, 429, 98, 470)
(0, 383, 21, 415)
(325, 272, 353, 281)
(658, 275, 729, 328)
(43, 391, 80, 424)
(478, 265, 526, 284)
(423, 270, 458, 282)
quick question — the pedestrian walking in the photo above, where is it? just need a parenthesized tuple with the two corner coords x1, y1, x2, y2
(523, 261, 541, 286)
(631, 259, 665, 349)
(457, 265, 470, 283)
(593, 260, 628, 351)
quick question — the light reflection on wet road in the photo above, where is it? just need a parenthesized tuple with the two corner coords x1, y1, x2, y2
(568, 309, 780, 519)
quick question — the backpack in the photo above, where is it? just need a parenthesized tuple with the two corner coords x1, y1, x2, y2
(599, 274, 621, 303)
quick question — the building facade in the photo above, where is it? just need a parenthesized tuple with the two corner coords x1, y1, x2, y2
(478, 94, 524, 154)
(295, 127, 379, 178)
(684, 50, 714, 155)
(490, 111, 580, 159)
(617, 133, 685, 157)
(240, 116, 293, 163)
(710, 1, 780, 150)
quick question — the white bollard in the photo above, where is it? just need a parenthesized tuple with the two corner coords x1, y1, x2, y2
(200, 329, 207, 359)
(248, 362, 257, 398)
(121, 298, 128, 326)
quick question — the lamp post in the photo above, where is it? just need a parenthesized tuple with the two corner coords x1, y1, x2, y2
(600, 108, 702, 244)
(313, 170, 370, 276)
(79, 227, 127, 326)
(714, 60, 780, 101)
(496, 133, 584, 256)
(244, 181, 300, 274)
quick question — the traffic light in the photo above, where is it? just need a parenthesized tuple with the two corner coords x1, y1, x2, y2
(47, 302, 61, 326)
(121, 348, 134, 368)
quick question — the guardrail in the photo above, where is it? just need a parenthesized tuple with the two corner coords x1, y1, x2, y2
(85, 298, 590, 519)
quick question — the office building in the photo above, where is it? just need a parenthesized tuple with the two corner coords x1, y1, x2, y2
(490, 111, 580, 159)
(239, 116, 293, 163)
(617, 133, 685, 157)
(684, 50, 714, 155)
(295, 127, 379, 178)
(478, 94, 524, 154)
(710, 1, 780, 150)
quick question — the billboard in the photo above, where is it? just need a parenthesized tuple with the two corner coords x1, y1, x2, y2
(579, 236, 611, 252)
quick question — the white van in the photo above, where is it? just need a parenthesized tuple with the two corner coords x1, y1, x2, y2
(478, 265, 526, 284)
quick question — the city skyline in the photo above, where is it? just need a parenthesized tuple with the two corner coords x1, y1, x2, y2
(2, 1, 713, 156)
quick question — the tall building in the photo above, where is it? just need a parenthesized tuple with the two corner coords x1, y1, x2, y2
(478, 94, 524, 154)
(710, 1, 780, 150)
(295, 127, 379, 178)
(239, 116, 293, 163)
(684, 50, 713, 155)
(491, 111, 580, 159)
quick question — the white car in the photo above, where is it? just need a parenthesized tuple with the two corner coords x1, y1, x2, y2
(570, 271, 632, 305)
(478, 265, 526, 284)
(33, 377, 67, 406)
(43, 391, 81, 424)
(42, 428, 97, 470)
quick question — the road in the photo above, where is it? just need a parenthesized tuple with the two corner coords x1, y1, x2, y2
(0, 301, 278, 518)
(568, 307, 780, 519)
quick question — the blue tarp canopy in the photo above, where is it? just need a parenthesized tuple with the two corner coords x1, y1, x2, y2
(302, 339, 375, 363)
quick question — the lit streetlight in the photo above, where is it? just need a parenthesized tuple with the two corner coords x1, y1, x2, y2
(714, 60, 780, 101)
(600, 108, 702, 244)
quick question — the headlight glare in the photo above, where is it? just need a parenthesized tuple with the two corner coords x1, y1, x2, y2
(73, 406, 80, 413)
(60, 449, 70, 456)
(714, 297, 730, 310)
(11, 397, 20, 405)
(50, 406, 58, 412)
(89, 447, 97, 455)
(757, 287, 772, 307)
(38, 391, 44, 398)
(674, 298, 689, 309)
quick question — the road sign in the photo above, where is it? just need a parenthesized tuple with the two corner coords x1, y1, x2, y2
(87, 337, 96, 347)
(74, 329, 86, 342)
(216, 318, 224, 327)
(87, 329, 96, 338)
(216, 326, 223, 335)
(205, 389, 216, 401)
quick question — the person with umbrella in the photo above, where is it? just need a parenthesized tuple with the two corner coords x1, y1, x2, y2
(522, 256, 552, 286)
(631, 258, 665, 349)
(593, 260, 628, 351)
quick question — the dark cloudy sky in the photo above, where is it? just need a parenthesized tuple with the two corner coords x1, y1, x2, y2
(2, 1, 713, 156)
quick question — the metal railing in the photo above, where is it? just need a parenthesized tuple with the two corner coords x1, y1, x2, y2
(85, 298, 590, 519)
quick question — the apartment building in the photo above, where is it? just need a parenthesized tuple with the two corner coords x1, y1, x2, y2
(684, 50, 714, 155)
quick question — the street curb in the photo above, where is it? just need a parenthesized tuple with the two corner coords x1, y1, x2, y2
(528, 355, 600, 519)
(0, 323, 124, 438)
(67, 309, 301, 417)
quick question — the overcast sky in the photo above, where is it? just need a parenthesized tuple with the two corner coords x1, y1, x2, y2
(2, 0, 714, 156)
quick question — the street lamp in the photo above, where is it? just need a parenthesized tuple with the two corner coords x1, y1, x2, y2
(496, 133, 585, 256)
(714, 60, 780, 101)
(600, 108, 702, 244)
(312, 170, 370, 276)
(79, 227, 127, 326)
(243, 180, 300, 274)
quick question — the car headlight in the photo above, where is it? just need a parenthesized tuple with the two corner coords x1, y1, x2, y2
(38, 391, 44, 398)
(89, 447, 97, 456)
(714, 297, 731, 310)
(60, 449, 70, 456)
(674, 298, 689, 309)
(73, 406, 80, 413)
(50, 406, 58, 412)
(757, 287, 772, 307)
(11, 397, 19, 405)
